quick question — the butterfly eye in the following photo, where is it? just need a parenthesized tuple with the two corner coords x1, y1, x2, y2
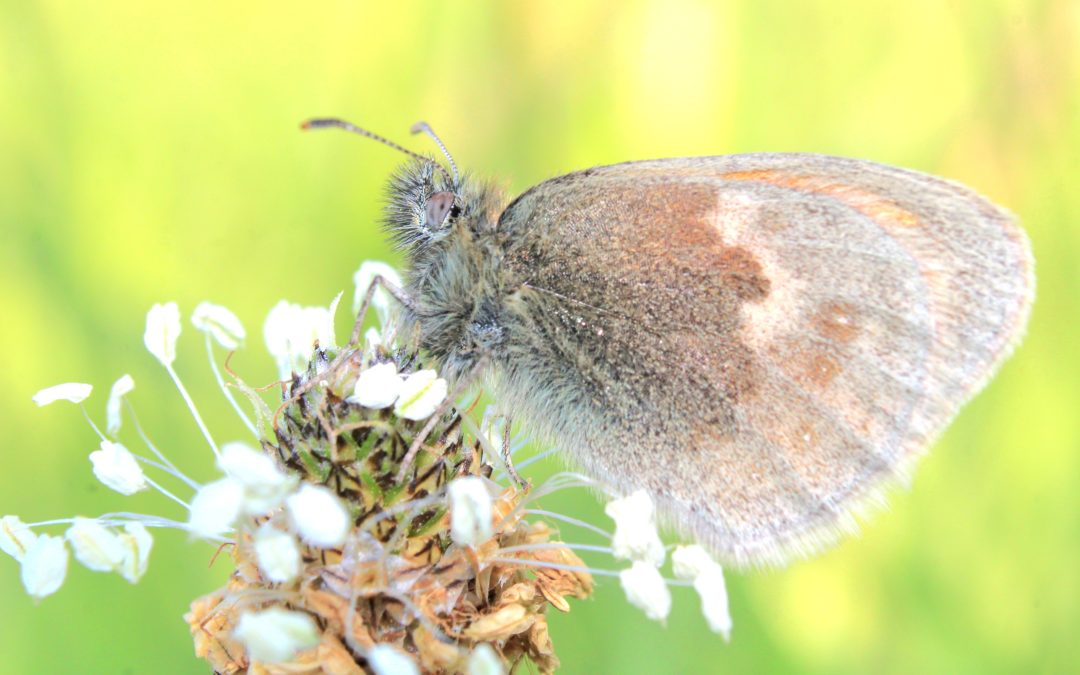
(424, 191, 456, 229)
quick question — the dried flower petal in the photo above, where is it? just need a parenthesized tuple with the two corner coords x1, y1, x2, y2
(605, 490, 665, 566)
(89, 441, 148, 495)
(619, 560, 671, 622)
(21, 534, 69, 599)
(233, 607, 320, 664)
(105, 374, 135, 436)
(32, 382, 93, 406)
(192, 302, 246, 350)
(449, 477, 494, 547)
(394, 369, 448, 421)
(144, 302, 181, 366)
(464, 604, 535, 641)
(287, 484, 349, 548)
(254, 523, 301, 583)
(367, 644, 419, 675)
(188, 478, 244, 537)
(348, 361, 403, 409)
(411, 625, 461, 672)
(66, 517, 125, 572)
(117, 522, 153, 583)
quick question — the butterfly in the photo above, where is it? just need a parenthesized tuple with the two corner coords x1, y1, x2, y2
(307, 119, 1034, 567)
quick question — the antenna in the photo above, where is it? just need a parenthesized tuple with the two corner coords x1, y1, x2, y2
(410, 121, 460, 186)
(300, 118, 454, 185)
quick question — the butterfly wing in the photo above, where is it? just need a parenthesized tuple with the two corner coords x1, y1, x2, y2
(495, 154, 1033, 568)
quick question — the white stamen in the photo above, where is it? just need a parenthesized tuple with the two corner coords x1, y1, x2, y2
(117, 522, 153, 583)
(80, 405, 107, 441)
(105, 374, 135, 437)
(619, 560, 672, 622)
(253, 523, 301, 583)
(325, 291, 343, 349)
(673, 544, 732, 640)
(20, 534, 69, 599)
(605, 490, 666, 567)
(143, 476, 191, 510)
(263, 301, 302, 379)
(0, 515, 38, 562)
(218, 442, 295, 515)
(448, 477, 494, 547)
(671, 543, 717, 579)
(66, 517, 125, 572)
(498, 542, 613, 556)
(367, 644, 420, 675)
(348, 361, 404, 409)
(524, 509, 613, 539)
(145, 303, 221, 457)
(143, 302, 181, 367)
(394, 369, 448, 421)
(191, 301, 246, 350)
(694, 567, 733, 640)
(191, 302, 259, 437)
(89, 441, 148, 496)
(286, 484, 349, 548)
(467, 643, 504, 675)
(163, 360, 221, 459)
(32, 382, 93, 406)
(187, 478, 244, 538)
(233, 607, 320, 664)
(263, 296, 340, 380)
(124, 402, 201, 490)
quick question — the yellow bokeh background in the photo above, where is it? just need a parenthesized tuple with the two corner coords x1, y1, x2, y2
(1, 1, 1077, 673)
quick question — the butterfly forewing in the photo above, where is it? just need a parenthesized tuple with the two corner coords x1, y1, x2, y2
(496, 154, 1033, 567)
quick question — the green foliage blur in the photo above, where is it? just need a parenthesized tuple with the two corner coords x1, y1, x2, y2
(1, 1, 1076, 673)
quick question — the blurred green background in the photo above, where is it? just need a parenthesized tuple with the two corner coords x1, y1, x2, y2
(1, 1, 1077, 673)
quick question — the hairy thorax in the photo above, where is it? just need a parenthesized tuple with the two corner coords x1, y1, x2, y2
(391, 170, 518, 383)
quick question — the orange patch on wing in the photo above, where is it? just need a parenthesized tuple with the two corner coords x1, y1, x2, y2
(721, 170, 922, 228)
(812, 301, 859, 343)
(607, 182, 773, 304)
(802, 352, 842, 388)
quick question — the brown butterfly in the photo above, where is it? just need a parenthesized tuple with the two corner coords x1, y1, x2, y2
(306, 119, 1034, 568)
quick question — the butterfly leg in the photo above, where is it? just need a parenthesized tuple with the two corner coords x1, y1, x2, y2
(499, 415, 527, 490)
(396, 357, 489, 483)
(348, 274, 415, 347)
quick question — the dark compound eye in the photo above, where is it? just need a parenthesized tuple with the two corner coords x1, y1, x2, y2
(424, 191, 456, 228)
